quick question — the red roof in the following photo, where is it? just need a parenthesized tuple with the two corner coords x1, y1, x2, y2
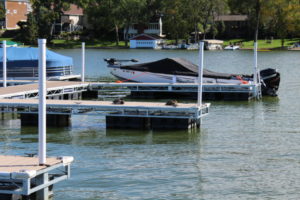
(63, 4, 83, 16)
(130, 34, 162, 40)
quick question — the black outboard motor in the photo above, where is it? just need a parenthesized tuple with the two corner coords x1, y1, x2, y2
(104, 58, 117, 65)
(260, 68, 280, 96)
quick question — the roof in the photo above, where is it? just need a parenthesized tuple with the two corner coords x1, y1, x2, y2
(130, 34, 162, 41)
(202, 39, 224, 44)
(0, 47, 73, 68)
(63, 4, 83, 16)
(215, 15, 248, 22)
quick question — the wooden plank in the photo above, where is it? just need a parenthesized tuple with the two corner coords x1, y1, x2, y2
(0, 81, 88, 98)
(0, 155, 61, 173)
(0, 99, 200, 109)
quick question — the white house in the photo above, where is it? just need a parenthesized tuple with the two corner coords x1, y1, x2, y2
(125, 17, 163, 40)
(129, 34, 164, 49)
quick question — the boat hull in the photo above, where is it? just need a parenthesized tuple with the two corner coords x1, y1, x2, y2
(110, 68, 247, 84)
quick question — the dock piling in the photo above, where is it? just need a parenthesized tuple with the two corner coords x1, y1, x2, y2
(38, 39, 47, 165)
(81, 42, 85, 82)
(2, 40, 6, 88)
(198, 41, 204, 107)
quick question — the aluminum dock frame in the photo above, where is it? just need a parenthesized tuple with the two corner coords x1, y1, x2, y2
(0, 155, 73, 200)
(89, 82, 262, 101)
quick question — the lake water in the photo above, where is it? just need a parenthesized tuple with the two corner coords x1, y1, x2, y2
(1, 49, 300, 199)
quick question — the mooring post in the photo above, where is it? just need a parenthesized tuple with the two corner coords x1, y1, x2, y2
(197, 41, 204, 127)
(38, 38, 49, 200)
(36, 173, 49, 200)
(197, 42, 204, 107)
(253, 42, 258, 98)
(81, 42, 85, 82)
(38, 39, 47, 165)
(2, 40, 7, 88)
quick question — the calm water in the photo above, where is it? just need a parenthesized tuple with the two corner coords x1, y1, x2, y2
(1, 49, 300, 199)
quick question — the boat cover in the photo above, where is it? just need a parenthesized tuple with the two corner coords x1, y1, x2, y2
(121, 58, 233, 79)
(0, 47, 73, 68)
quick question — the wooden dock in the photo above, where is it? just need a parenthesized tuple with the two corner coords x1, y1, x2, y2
(0, 99, 209, 129)
(0, 155, 73, 199)
(89, 82, 261, 100)
(0, 81, 261, 100)
(0, 81, 210, 129)
(0, 81, 88, 99)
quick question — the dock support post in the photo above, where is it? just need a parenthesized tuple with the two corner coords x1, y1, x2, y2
(2, 40, 6, 88)
(198, 42, 204, 107)
(38, 39, 47, 165)
(36, 173, 49, 200)
(20, 113, 71, 127)
(253, 42, 259, 98)
(81, 42, 85, 82)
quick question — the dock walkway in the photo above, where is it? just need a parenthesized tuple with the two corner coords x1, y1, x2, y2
(89, 82, 260, 100)
(0, 155, 73, 197)
(0, 81, 88, 99)
(0, 99, 209, 119)
(0, 81, 210, 129)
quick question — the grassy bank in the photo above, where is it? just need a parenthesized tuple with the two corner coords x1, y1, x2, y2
(1, 37, 300, 50)
(51, 39, 127, 49)
(224, 38, 300, 50)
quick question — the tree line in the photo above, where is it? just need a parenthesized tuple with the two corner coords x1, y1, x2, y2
(8, 0, 300, 46)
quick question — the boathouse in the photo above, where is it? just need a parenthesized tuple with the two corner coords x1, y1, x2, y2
(129, 33, 164, 49)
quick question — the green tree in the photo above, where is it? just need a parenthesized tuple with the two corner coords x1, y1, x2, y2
(120, 0, 147, 46)
(262, 0, 300, 47)
(29, 0, 71, 42)
(0, 2, 5, 22)
(85, 0, 124, 46)
(184, 0, 227, 41)
(162, 0, 189, 44)
(18, 13, 38, 44)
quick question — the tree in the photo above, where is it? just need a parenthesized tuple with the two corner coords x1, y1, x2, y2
(0, 2, 5, 22)
(17, 13, 38, 44)
(161, 0, 189, 44)
(28, 0, 71, 42)
(120, 0, 147, 46)
(85, 0, 124, 46)
(184, 0, 227, 41)
(262, 0, 300, 47)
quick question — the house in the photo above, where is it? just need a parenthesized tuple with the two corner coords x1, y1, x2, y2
(214, 15, 249, 38)
(130, 33, 164, 49)
(124, 16, 163, 40)
(0, 0, 31, 29)
(54, 4, 84, 34)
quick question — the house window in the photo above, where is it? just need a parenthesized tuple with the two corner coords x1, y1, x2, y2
(13, 10, 17, 14)
(6, 10, 10, 14)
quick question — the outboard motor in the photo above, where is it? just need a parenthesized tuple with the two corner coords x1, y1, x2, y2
(104, 58, 139, 68)
(104, 58, 117, 65)
(260, 68, 280, 96)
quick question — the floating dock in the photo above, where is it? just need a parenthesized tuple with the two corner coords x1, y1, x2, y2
(0, 155, 73, 200)
(0, 99, 209, 129)
(0, 81, 210, 129)
(90, 82, 261, 101)
(0, 81, 88, 99)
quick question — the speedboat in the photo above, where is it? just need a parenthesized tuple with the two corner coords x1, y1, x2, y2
(104, 58, 280, 96)
(224, 45, 240, 50)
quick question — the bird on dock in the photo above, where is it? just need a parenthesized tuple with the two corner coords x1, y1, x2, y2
(113, 98, 124, 105)
(166, 100, 178, 107)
